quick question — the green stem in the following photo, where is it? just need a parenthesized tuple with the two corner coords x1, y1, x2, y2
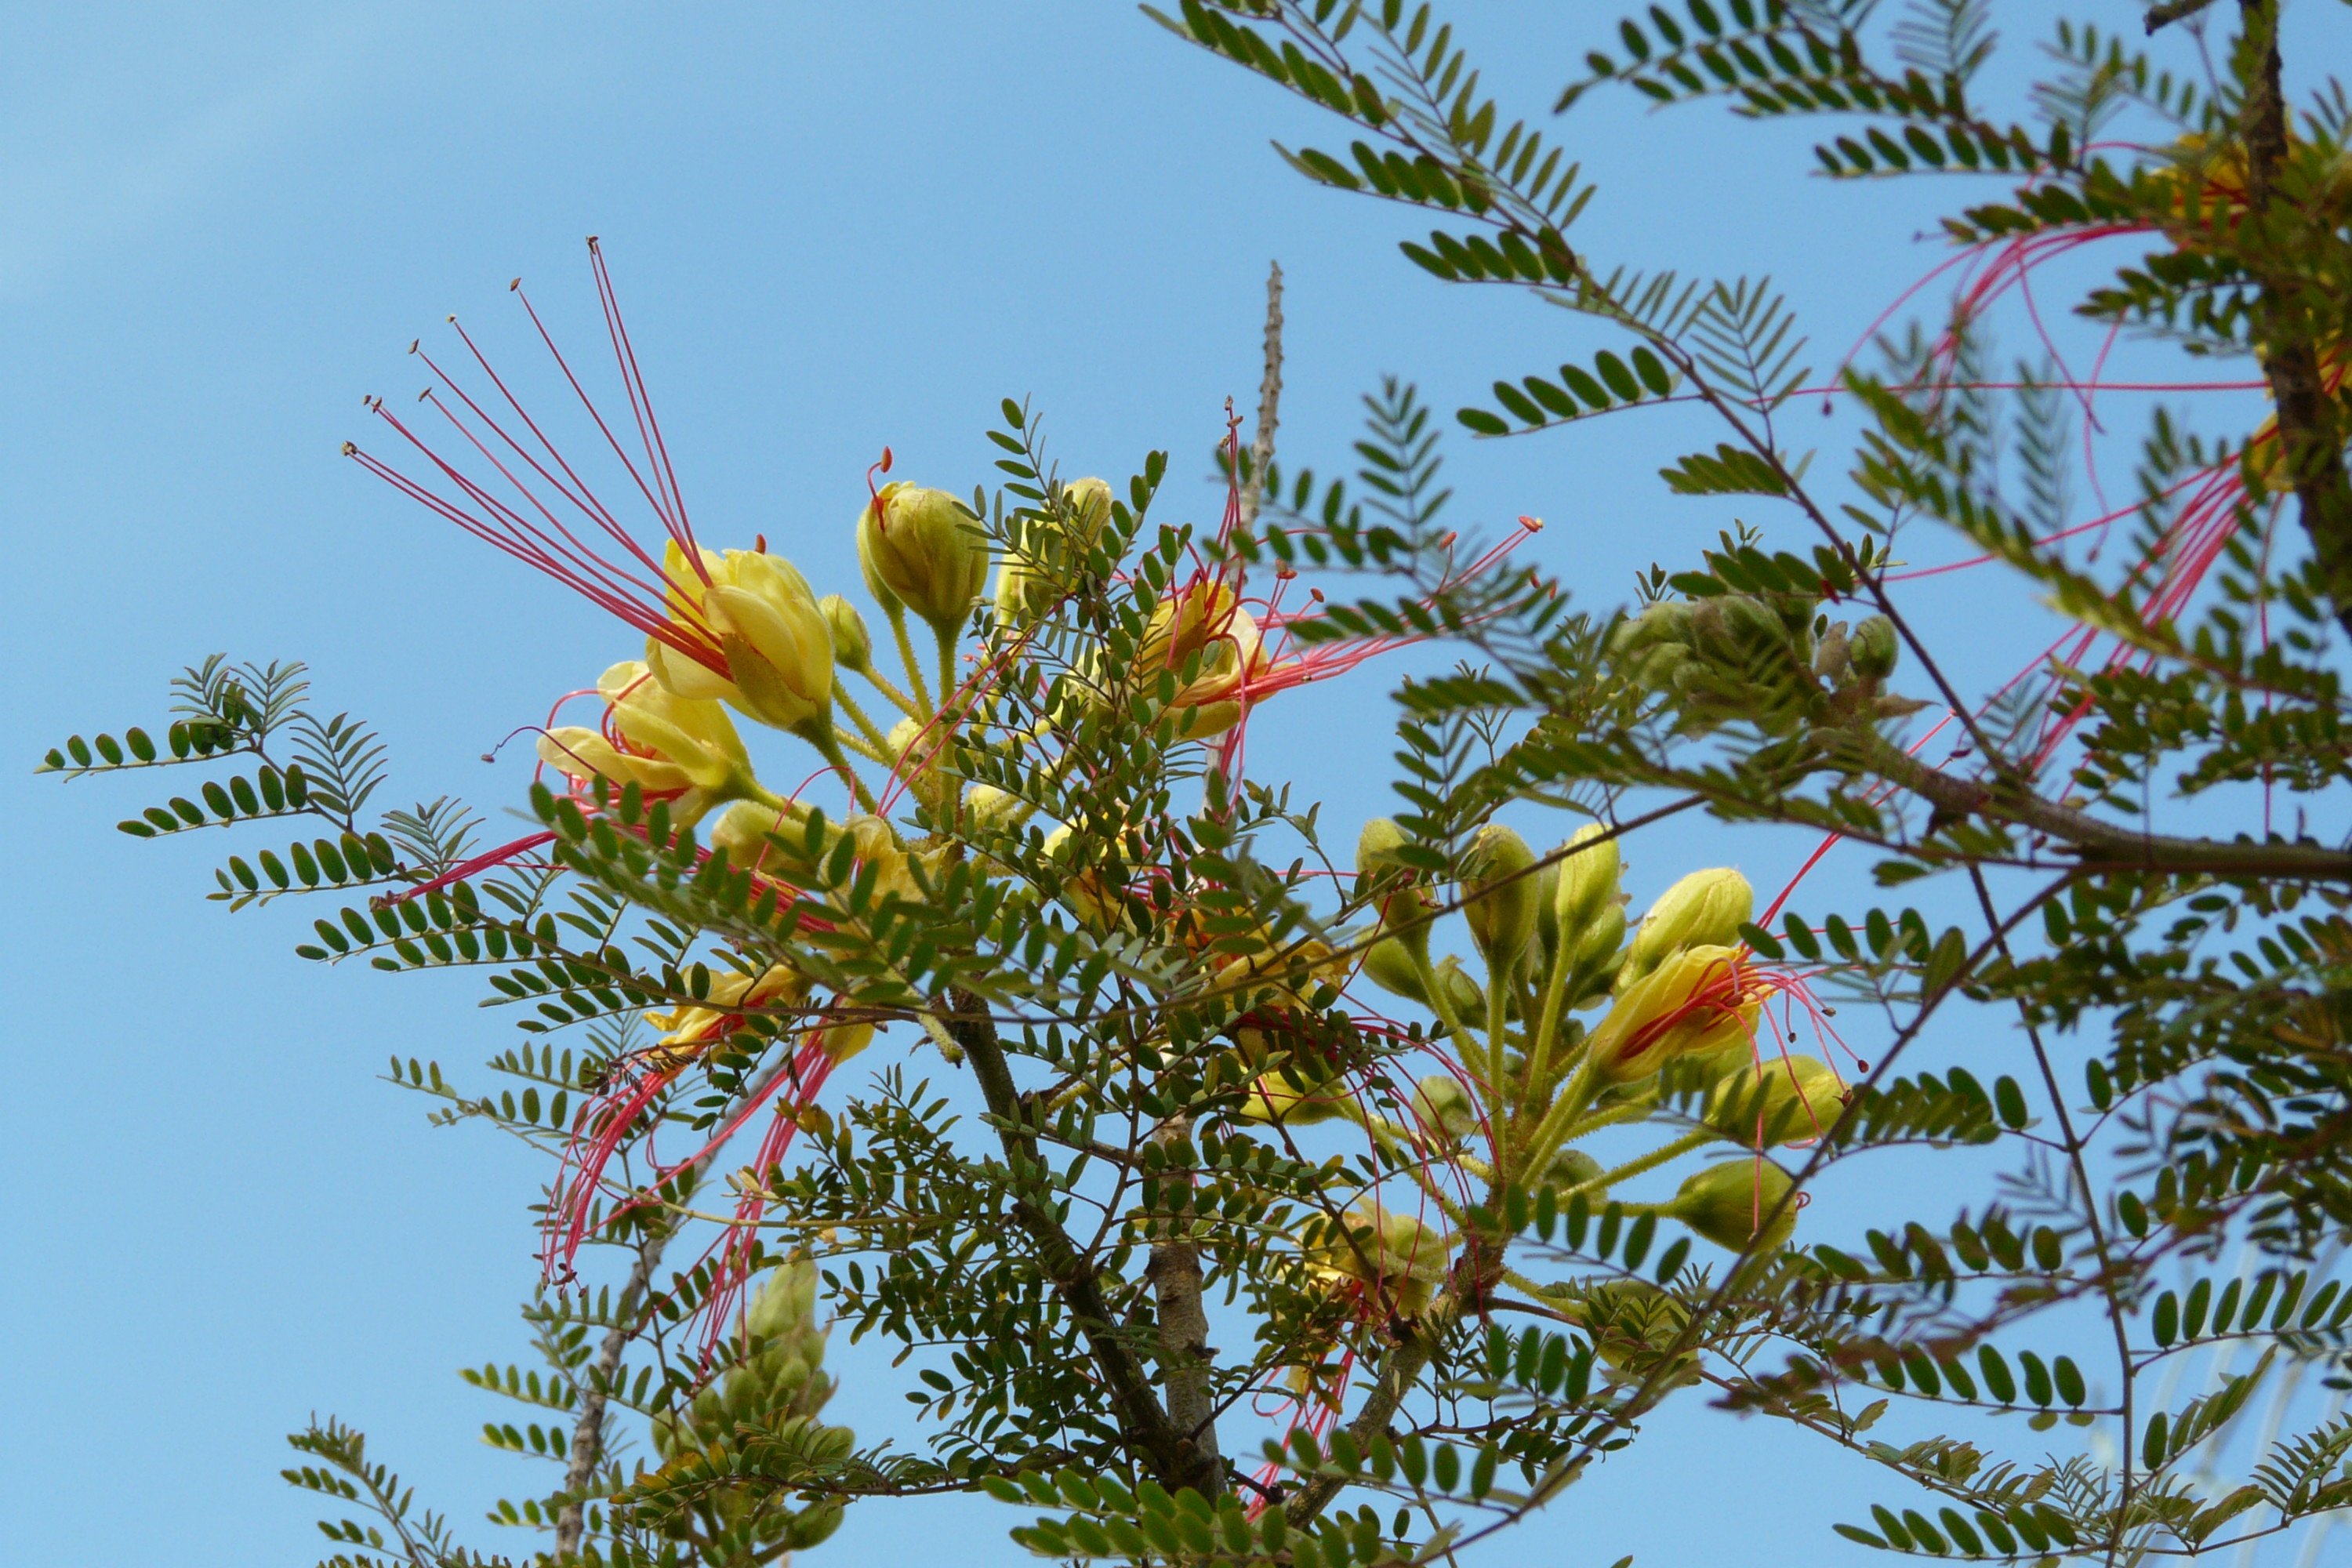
(1565, 1128, 1715, 1199)
(1484, 970, 1512, 1185)
(856, 662, 925, 723)
(934, 622, 960, 715)
(1521, 929, 1580, 1122)
(1409, 947, 1486, 1092)
(887, 605, 933, 716)
(1521, 1059, 1602, 1173)
(805, 728, 877, 815)
(833, 685, 895, 755)
(832, 727, 889, 766)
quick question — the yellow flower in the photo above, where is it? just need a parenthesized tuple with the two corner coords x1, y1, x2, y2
(646, 543, 835, 736)
(601, 661, 752, 791)
(647, 964, 811, 1068)
(535, 661, 756, 824)
(1584, 944, 1760, 1084)
(1133, 581, 1266, 739)
(536, 728, 692, 796)
(708, 797, 817, 868)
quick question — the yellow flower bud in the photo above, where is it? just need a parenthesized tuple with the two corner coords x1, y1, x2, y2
(1062, 475, 1113, 550)
(1584, 945, 1759, 1084)
(1541, 1146, 1606, 1196)
(1575, 904, 1628, 975)
(1703, 1055, 1846, 1145)
(886, 718, 959, 816)
(1409, 1073, 1479, 1143)
(1553, 824, 1622, 938)
(1462, 822, 1540, 979)
(1357, 818, 1437, 952)
(709, 797, 816, 867)
(1624, 867, 1754, 982)
(648, 543, 835, 736)
(858, 481, 989, 635)
(1043, 822, 1121, 929)
(1240, 1066, 1352, 1126)
(1312, 1203, 1451, 1316)
(820, 593, 873, 675)
(993, 478, 1112, 626)
(1667, 1159, 1797, 1251)
(1359, 935, 1427, 1004)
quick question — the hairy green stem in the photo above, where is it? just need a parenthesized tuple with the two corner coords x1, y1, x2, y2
(887, 605, 934, 716)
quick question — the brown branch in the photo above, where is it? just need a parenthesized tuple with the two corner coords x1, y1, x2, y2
(2145, 0, 2221, 33)
(947, 990, 1222, 1496)
(1133, 264, 1293, 1490)
(2236, 1, 2352, 641)
(1866, 732, 2352, 880)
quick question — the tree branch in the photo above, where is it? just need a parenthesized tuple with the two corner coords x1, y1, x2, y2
(948, 990, 1222, 1496)
(2145, 0, 2221, 34)
(1864, 732, 2352, 880)
(2235, 1, 2352, 641)
(1135, 263, 1293, 1493)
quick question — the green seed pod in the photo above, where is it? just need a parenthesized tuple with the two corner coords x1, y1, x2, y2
(1624, 867, 1754, 982)
(1462, 822, 1541, 980)
(1703, 1055, 1847, 1145)
(1668, 1159, 1798, 1251)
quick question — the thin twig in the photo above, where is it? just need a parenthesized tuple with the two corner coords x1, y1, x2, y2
(1240, 260, 1286, 531)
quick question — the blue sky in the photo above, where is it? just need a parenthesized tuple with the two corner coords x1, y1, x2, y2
(10, 3, 2350, 1564)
